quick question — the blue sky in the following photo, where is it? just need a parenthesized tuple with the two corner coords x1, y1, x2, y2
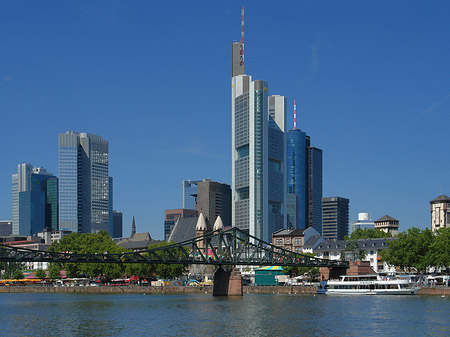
(1, 1, 449, 239)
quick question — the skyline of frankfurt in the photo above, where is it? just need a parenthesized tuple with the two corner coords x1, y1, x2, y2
(1, 1, 449, 238)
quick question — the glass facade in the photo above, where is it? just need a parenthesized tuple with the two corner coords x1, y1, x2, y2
(58, 132, 110, 233)
(287, 129, 308, 229)
(182, 180, 199, 210)
(12, 164, 56, 236)
(308, 147, 323, 234)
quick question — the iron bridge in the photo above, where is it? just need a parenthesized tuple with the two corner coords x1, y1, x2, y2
(0, 227, 348, 269)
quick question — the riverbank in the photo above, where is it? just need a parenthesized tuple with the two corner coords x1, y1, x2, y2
(1, 285, 449, 295)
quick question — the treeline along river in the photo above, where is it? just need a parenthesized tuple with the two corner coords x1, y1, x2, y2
(1, 293, 449, 336)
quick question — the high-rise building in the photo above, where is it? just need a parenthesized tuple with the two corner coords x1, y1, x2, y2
(197, 180, 232, 228)
(286, 99, 323, 233)
(112, 210, 123, 238)
(182, 180, 201, 210)
(287, 129, 308, 229)
(322, 196, 349, 240)
(12, 165, 57, 236)
(232, 77, 286, 242)
(308, 147, 323, 233)
(231, 9, 286, 242)
(58, 131, 110, 233)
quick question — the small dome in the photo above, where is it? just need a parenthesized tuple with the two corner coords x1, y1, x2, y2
(213, 216, 224, 231)
(196, 213, 207, 231)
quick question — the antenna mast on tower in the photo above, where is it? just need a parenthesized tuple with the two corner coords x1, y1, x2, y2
(294, 99, 297, 129)
(240, 6, 244, 67)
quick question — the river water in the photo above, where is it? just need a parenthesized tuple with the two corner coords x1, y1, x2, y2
(0, 293, 449, 336)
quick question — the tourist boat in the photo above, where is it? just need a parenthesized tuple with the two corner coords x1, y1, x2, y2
(317, 274, 420, 295)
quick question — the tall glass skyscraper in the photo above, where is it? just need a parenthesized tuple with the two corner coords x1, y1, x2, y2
(287, 129, 323, 233)
(58, 131, 111, 234)
(12, 164, 57, 236)
(232, 74, 287, 242)
(182, 180, 200, 210)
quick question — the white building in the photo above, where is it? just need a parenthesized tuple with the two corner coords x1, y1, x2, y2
(350, 212, 375, 233)
(314, 238, 396, 274)
(430, 195, 450, 232)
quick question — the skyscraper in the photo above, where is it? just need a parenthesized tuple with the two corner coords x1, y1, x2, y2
(197, 180, 232, 228)
(286, 101, 323, 233)
(58, 131, 110, 233)
(232, 76, 287, 242)
(182, 180, 201, 210)
(322, 196, 349, 240)
(308, 147, 323, 233)
(12, 164, 57, 236)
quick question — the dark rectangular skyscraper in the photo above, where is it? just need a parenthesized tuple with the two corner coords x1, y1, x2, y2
(322, 196, 349, 240)
(308, 147, 323, 234)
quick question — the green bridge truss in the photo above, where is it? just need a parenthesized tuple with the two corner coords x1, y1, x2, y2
(0, 227, 348, 269)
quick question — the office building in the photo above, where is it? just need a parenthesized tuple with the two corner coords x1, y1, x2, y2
(197, 180, 231, 228)
(374, 215, 399, 236)
(430, 195, 450, 232)
(350, 212, 375, 233)
(308, 147, 323, 233)
(322, 196, 349, 240)
(0, 220, 12, 236)
(112, 210, 123, 238)
(12, 164, 57, 236)
(164, 208, 198, 240)
(182, 180, 201, 210)
(58, 131, 111, 233)
(286, 104, 323, 232)
(232, 78, 286, 242)
(231, 12, 287, 242)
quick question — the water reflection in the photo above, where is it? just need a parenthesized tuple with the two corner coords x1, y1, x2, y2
(0, 293, 449, 336)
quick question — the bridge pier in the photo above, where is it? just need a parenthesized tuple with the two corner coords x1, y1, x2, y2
(213, 267, 243, 296)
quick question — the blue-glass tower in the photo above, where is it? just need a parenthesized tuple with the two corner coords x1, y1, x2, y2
(287, 129, 308, 229)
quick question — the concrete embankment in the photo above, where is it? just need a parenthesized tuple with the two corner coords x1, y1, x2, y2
(1, 285, 449, 295)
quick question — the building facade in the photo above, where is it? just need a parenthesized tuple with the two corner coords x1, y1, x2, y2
(430, 195, 450, 232)
(197, 180, 231, 229)
(112, 210, 123, 238)
(0, 220, 12, 236)
(164, 208, 198, 240)
(182, 180, 202, 210)
(232, 74, 287, 242)
(308, 147, 323, 233)
(322, 196, 349, 240)
(58, 131, 111, 233)
(12, 164, 57, 236)
(374, 215, 399, 236)
(350, 212, 375, 233)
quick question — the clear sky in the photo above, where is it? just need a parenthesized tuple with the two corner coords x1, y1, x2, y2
(1, 1, 449, 239)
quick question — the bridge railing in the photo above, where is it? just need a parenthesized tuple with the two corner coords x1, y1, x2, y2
(0, 227, 348, 268)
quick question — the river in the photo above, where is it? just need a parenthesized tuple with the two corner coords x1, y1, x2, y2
(0, 293, 449, 336)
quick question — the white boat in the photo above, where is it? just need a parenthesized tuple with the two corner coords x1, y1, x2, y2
(317, 274, 420, 295)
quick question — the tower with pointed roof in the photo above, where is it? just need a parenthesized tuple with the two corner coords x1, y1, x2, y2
(131, 216, 136, 237)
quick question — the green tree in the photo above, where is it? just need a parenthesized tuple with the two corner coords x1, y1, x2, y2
(345, 228, 392, 240)
(149, 241, 187, 280)
(1, 262, 25, 279)
(48, 263, 61, 279)
(35, 269, 46, 279)
(425, 227, 450, 270)
(380, 227, 433, 273)
(48, 231, 127, 279)
(12, 269, 24, 279)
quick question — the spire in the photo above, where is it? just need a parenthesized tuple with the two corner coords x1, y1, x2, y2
(196, 213, 207, 231)
(294, 99, 297, 129)
(240, 5, 245, 67)
(131, 216, 136, 237)
(213, 216, 224, 231)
